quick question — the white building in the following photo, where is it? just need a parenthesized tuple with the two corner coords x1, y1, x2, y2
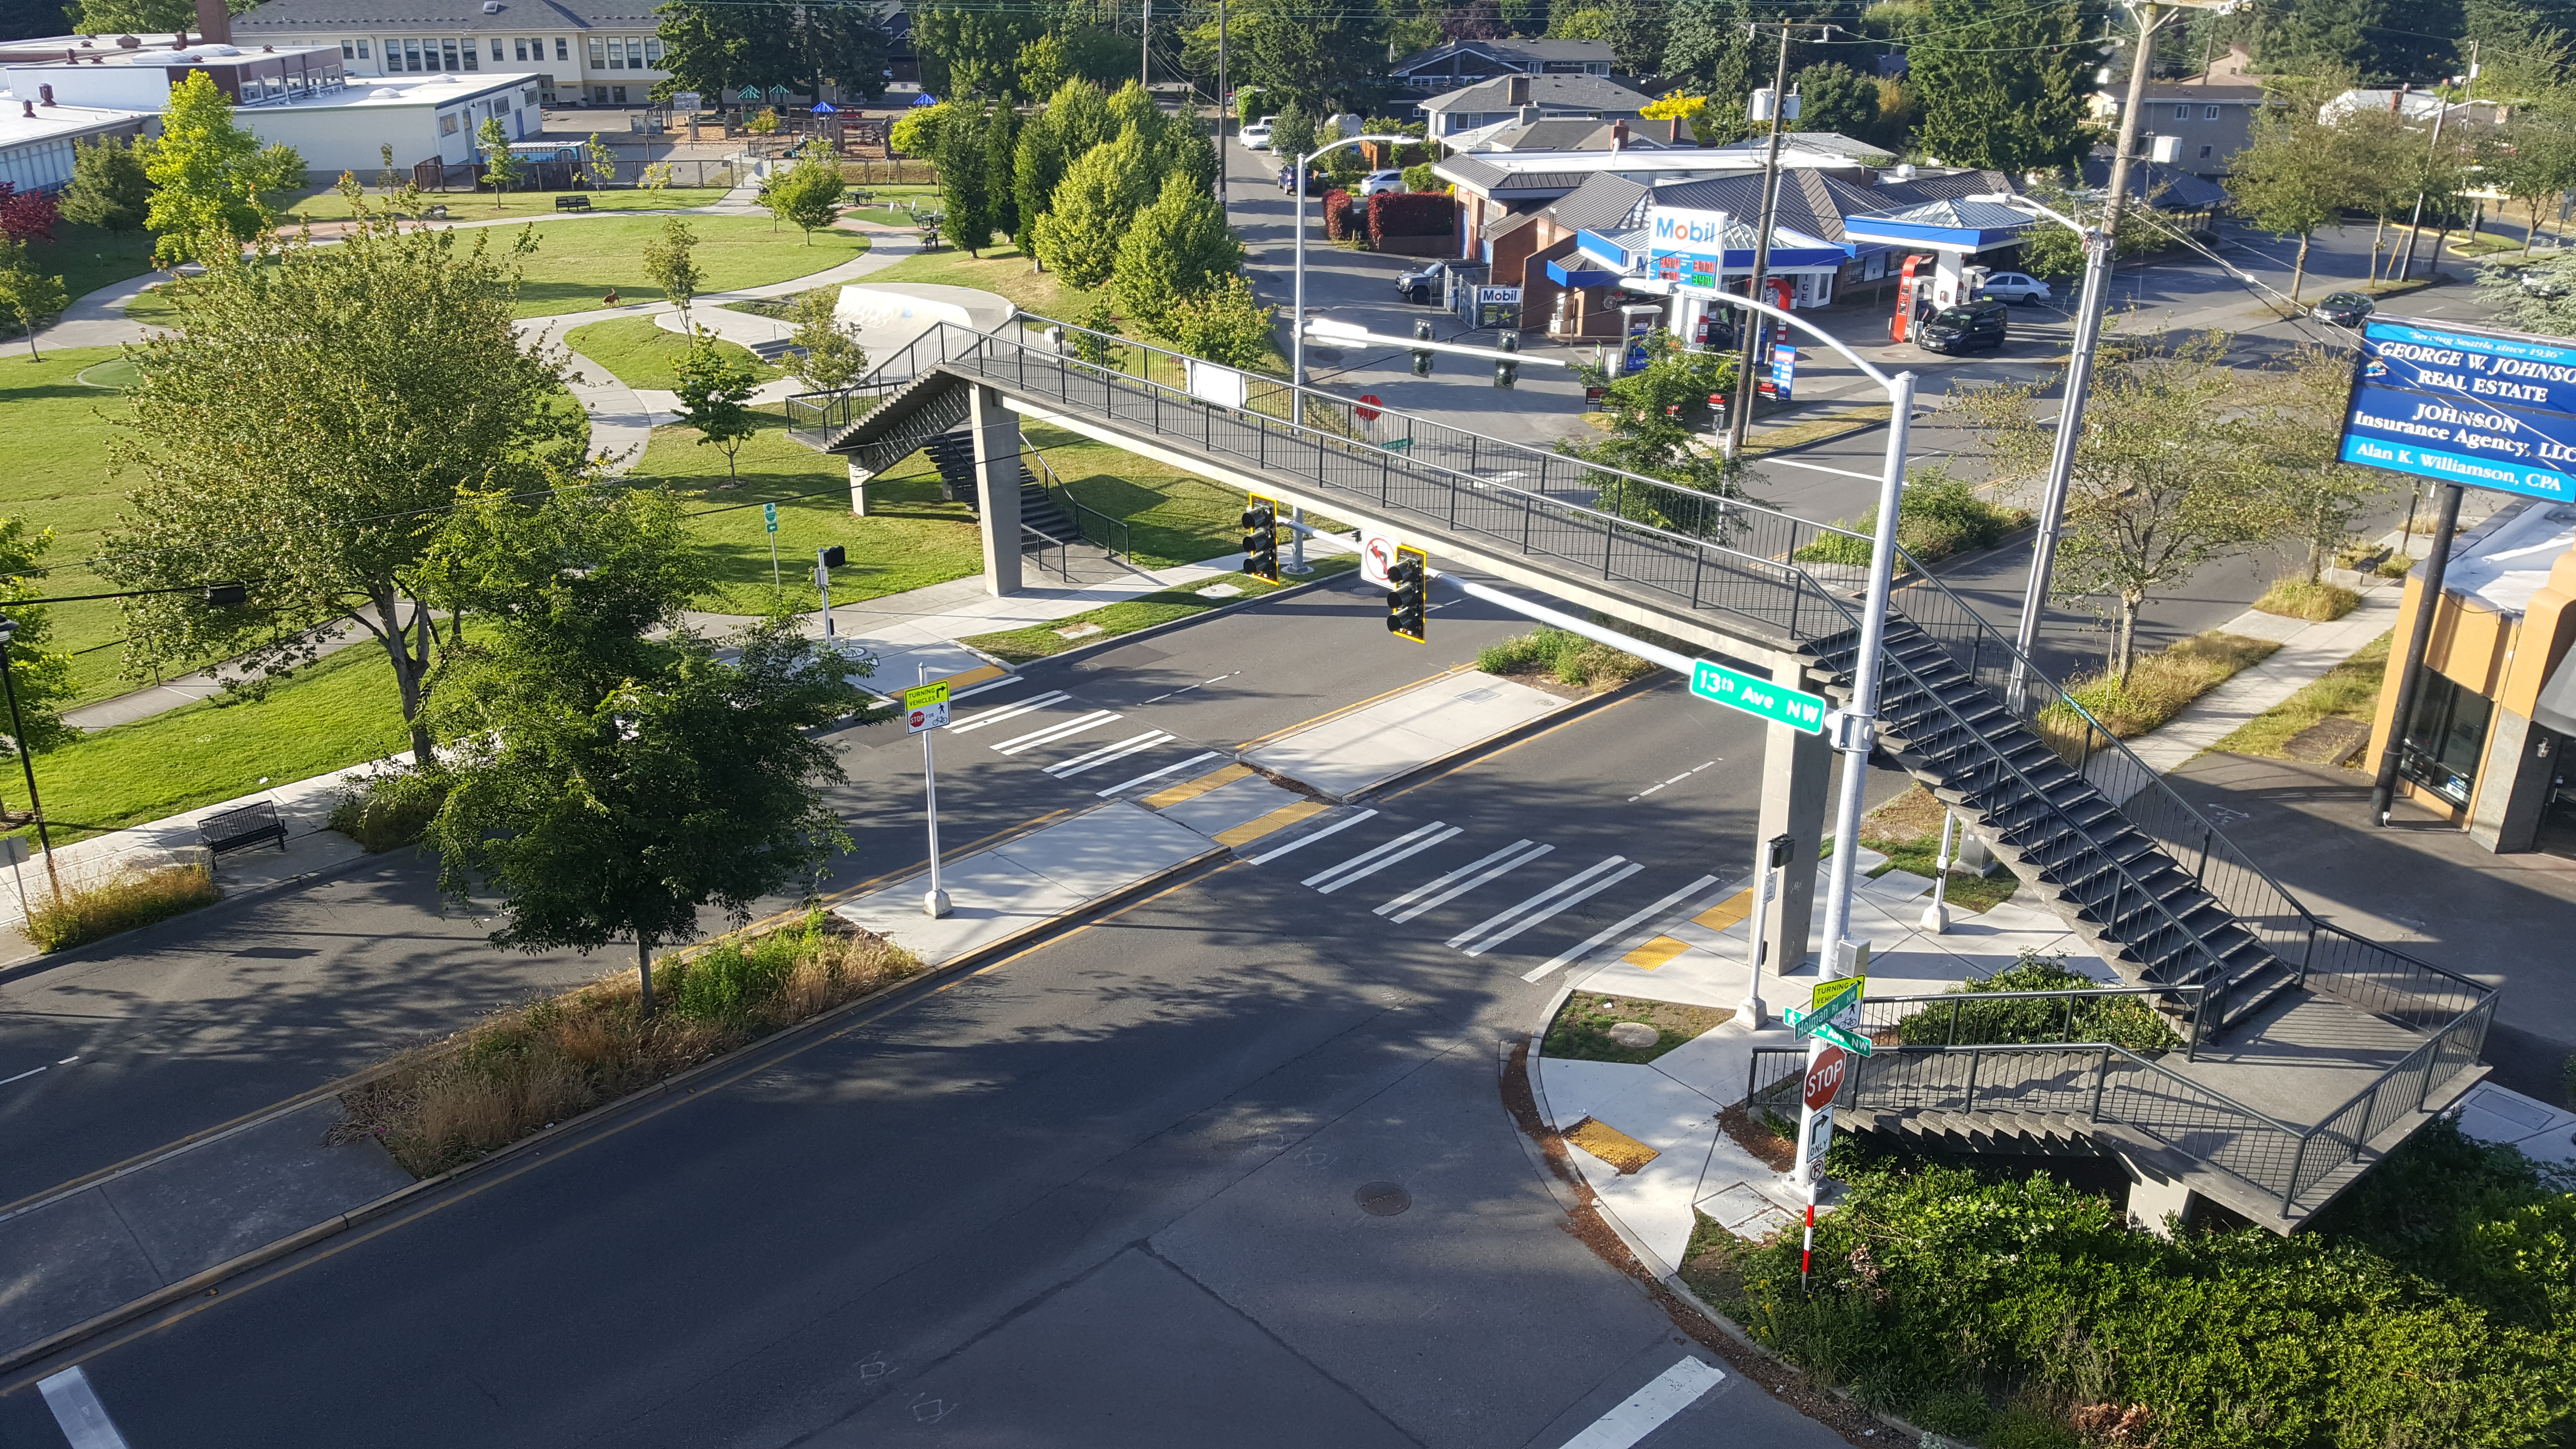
(230, 0, 670, 109)
(0, 95, 151, 193)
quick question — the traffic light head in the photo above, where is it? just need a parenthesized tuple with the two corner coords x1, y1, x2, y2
(1411, 319, 1434, 377)
(1241, 494, 1280, 582)
(819, 545, 848, 570)
(1386, 546, 1427, 643)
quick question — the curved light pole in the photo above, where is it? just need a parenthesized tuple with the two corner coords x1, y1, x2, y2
(1291, 132, 1411, 427)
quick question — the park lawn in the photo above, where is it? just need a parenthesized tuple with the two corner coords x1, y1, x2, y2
(1021, 421, 1290, 569)
(842, 183, 941, 227)
(278, 185, 735, 224)
(636, 417, 985, 614)
(17, 220, 161, 316)
(863, 241, 1095, 321)
(0, 346, 150, 701)
(23, 643, 410, 848)
(562, 315, 781, 392)
(961, 560, 1356, 664)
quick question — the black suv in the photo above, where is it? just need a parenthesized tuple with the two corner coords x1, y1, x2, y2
(1398, 259, 1476, 306)
(1917, 298, 2008, 354)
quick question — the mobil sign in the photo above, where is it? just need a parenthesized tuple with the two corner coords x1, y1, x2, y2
(1648, 205, 1730, 252)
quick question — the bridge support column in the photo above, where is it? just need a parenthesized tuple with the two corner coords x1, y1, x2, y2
(1757, 656, 1831, 975)
(847, 460, 872, 517)
(970, 384, 1022, 596)
(2125, 1167, 2202, 1239)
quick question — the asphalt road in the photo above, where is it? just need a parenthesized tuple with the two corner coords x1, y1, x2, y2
(0, 601, 1910, 1448)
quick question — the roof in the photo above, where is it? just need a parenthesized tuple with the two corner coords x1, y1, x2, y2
(1881, 167, 2018, 203)
(1544, 173, 1649, 234)
(1460, 116, 1694, 152)
(1704, 131, 1896, 165)
(1416, 71, 1653, 114)
(1391, 37, 1612, 75)
(1433, 147, 1750, 197)
(0, 40, 337, 70)
(0, 99, 148, 148)
(2127, 83, 2267, 103)
(232, 0, 661, 34)
(2444, 499, 2576, 617)
(2077, 156, 2231, 209)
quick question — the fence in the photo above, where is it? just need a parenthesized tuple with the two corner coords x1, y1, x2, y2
(1029, 448, 1132, 560)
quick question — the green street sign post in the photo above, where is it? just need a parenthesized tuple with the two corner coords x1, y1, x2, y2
(764, 503, 781, 596)
(1690, 660, 1826, 734)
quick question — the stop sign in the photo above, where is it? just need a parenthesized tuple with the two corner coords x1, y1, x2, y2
(1803, 1044, 1847, 1111)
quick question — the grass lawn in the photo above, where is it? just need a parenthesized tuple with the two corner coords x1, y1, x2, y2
(842, 183, 941, 227)
(635, 417, 986, 614)
(278, 185, 735, 223)
(1022, 422, 1295, 568)
(960, 558, 1356, 663)
(1857, 783, 2021, 913)
(18, 222, 161, 313)
(19, 643, 409, 848)
(2045, 630, 2280, 739)
(863, 241, 1096, 322)
(2212, 630, 2391, 764)
(1545, 994, 1733, 1064)
(562, 315, 782, 392)
(0, 346, 150, 701)
(126, 216, 870, 324)
(2252, 577, 2360, 621)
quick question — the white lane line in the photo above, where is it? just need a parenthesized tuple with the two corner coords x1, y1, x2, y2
(950, 691, 1071, 733)
(1382, 841, 1553, 924)
(39, 1367, 131, 1449)
(993, 710, 1120, 755)
(1309, 824, 1460, 894)
(1, 1065, 45, 1086)
(1450, 856, 1640, 955)
(1372, 837, 1528, 914)
(1246, 808, 1378, 864)
(1044, 730, 1170, 777)
(1523, 874, 1721, 982)
(1626, 758, 1719, 803)
(1556, 1357, 1726, 1449)
(1141, 671, 1240, 706)
(1095, 750, 1223, 798)
(1759, 456, 1881, 481)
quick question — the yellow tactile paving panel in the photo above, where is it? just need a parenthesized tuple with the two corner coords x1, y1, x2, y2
(1622, 935, 1692, 971)
(1213, 799, 1329, 848)
(938, 663, 1009, 692)
(1563, 1116, 1659, 1175)
(1692, 888, 1755, 932)
(1142, 763, 1253, 809)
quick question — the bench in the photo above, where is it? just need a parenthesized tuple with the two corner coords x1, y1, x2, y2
(554, 194, 592, 211)
(198, 800, 288, 860)
(423, 203, 449, 220)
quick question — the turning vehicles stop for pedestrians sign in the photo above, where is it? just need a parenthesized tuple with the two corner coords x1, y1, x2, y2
(904, 680, 951, 734)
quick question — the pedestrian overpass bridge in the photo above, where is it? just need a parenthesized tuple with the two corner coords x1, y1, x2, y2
(790, 316, 2495, 1231)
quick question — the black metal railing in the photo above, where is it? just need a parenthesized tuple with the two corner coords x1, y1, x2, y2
(1847, 985, 2208, 1059)
(1026, 446, 1131, 561)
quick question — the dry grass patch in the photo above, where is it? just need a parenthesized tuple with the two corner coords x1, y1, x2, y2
(336, 912, 919, 1177)
(2254, 578, 2360, 621)
(22, 860, 219, 951)
(2044, 630, 2280, 740)
(1476, 626, 1655, 693)
(1856, 783, 2020, 913)
(2212, 630, 2391, 765)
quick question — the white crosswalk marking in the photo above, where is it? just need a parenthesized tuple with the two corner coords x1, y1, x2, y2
(1246, 808, 1377, 864)
(1095, 750, 1223, 797)
(1379, 840, 1552, 924)
(949, 690, 1070, 733)
(1522, 874, 1722, 982)
(1044, 730, 1172, 777)
(1305, 822, 1459, 894)
(38, 1368, 130, 1449)
(1556, 1357, 1725, 1449)
(1449, 856, 1642, 956)
(994, 710, 1120, 755)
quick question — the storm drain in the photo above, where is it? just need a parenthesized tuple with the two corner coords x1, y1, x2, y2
(1353, 1181, 1412, 1217)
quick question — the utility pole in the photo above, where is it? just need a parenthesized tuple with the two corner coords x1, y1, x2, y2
(1726, 23, 1797, 458)
(1216, 0, 1228, 211)
(1141, 0, 1152, 90)
(2397, 86, 2454, 280)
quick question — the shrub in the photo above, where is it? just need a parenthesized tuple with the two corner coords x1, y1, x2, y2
(1321, 188, 1357, 242)
(1367, 189, 1454, 243)
(1474, 626, 1653, 691)
(2253, 578, 2360, 621)
(1892, 952, 2180, 1052)
(1401, 161, 1440, 193)
(23, 861, 219, 951)
(1791, 467, 2028, 567)
(328, 768, 448, 853)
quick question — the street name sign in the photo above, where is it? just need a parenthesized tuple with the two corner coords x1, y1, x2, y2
(1690, 660, 1826, 734)
(763, 502, 779, 534)
(1781, 1012, 1871, 1057)
(2339, 316, 2576, 504)
(903, 680, 951, 734)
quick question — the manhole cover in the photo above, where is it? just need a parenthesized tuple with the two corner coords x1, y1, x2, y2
(1354, 1181, 1411, 1217)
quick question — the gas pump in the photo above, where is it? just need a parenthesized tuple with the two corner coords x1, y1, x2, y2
(1891, 254, 1926, 343)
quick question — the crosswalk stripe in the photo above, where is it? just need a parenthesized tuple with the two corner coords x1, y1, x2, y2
(1044, 730, 1171, 777)
(995, 710, 1119, 754)
(1096, 750, 1223, 798)
(1450, 856, 1641, 956)
(950, 690, 1069, 733)
(1246, 808, 1377, 865)
(1380, 840, 1552, 924)
(1522, 874, 1722, 982)
(1307, 822, 1458, 893)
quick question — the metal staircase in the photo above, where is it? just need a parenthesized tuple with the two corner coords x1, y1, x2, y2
(798, 316, 2496, 1226)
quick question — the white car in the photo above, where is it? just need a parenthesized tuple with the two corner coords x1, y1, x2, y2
(1241, 117, 1275, 151)
(1979, 271, 2052, 305)
(1359, 169, 1405, 196)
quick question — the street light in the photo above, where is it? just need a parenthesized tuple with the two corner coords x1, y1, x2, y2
(0, 616, 51, 860)
(1290, 132, 1413, 426)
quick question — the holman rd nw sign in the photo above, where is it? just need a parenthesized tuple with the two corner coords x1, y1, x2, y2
(2339, 316, 2576, 504)
(1690, 659, 1827, 734)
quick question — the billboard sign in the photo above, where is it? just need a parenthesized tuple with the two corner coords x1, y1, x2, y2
(2339, 317, 2576, 504)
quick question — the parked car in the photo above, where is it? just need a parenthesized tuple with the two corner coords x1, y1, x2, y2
(1397, 258, 1473, 306)
(2312, 290, 2375, 327)
(1360, 169, 1406, 197)
(1241, 117, 1275, 150)
(1916, 298, 2010, 354)
(1275, 163, 1326, 193)
(1979, 271, 2052, 305)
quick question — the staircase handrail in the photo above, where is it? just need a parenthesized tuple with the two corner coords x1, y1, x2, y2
(1022, 442, 1132, 560)
(1857, 984, 2209, 1058)
(1748, 1041, 2305, 1141)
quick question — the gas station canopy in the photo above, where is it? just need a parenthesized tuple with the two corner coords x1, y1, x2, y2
(1841, 197, 2039, 254)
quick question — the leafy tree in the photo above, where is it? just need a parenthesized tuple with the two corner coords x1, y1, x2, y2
(1045, 78, 1115, 161)
(100, 181, 573, 765)
(421, 617, 866, 1015)
(671, 333, 758, 483)
(476, 116, 520, 207)
(140, 70, 305, 267)
(747, 106, 781, 136)
(583, 131, 620, 189)
(2226, 91, 2359, 303)
(1154, 106, 1216, 194)
(1106, 80, 1163, 149)
(60, 137, 152, 248)
(766, 149, 846, 243)
(1013, 114, 1066, 257)
(2477, 245, 2576, 332)
(1662, 0, 1755, 120)
(1033, 128, 1153, 287)
(937, 103, 992, 255)
(1233, 0, 1383, 108)
(1560, 333, 1754, 534)
(1909, 0, 2096, 173)
(0, 240, 67, 359)
(63, 0, 194, 34)
(642, 216, 704, 325)
(912, 1, 1041, 98)
(784, 288, 870, 391)
(1271, 100, 1317, 164)
(2258, 0, 2462, 84)
(889, 99, 950, 158)
(982, 102, 1020, 250)
(654, 0, 893, 109)
(0, 516, 79, 762)
(1162, 274, 1275, 370)
(2249, 345, 2388, 584)
(0, 185, 56, 246)
(1111, 176, 1245, 329)
(1016, 32, 1069, 98)
(1792, 62, 1882, 143)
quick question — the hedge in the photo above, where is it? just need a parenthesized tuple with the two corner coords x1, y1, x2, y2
(1322, 188, 1358, 242)
(1369, 189, 1455, 242)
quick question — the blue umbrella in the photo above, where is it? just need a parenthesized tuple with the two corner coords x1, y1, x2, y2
(812, 101, 838, 115)
(910, 92, 939, 107)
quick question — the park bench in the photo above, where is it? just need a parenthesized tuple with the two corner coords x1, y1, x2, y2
(423, 203, 450, 220)
(198, 801, 288, 860)
(555, 194, 592, 211)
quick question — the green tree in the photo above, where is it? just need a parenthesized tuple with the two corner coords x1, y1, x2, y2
(1013, 113, 1066, 258)
(476, 116, 521, 208)
(784, 288, 870, 391)
(59, 136, 152, 250)
(1661, 0, 1755, 120)
(642, 216, 705, 325)
(1033, 128, 1152, 288)
(654, 0, 893, 109)
(1111, 176, 1246, 329)
(63, 0, 195, 35)
(0, 242, 67, 359)
(2258, 0, 2462, 84)
(2227, 82, 2369, 303)
(1016, 32, 1070, 98)
(1791, 62, 1882, 143)
(2251, 344, 2389, 584)
(766, 148, 846, 243)
(1162, 274, 1275, 370)
(1045, 78, 1115, 162)
(937, 103, 993, 255)
(889, 99, 950, 158)
(1909, 0, 2096, 173)
(139, 70, 306, 267)
(0, 516, 79, 763)
(912, 1, 1042, 98)
(671, 333, 759, 483)
(1233, 0, 1383, 108)
(1560, 333, 1754, 534)
(1271, 100, 1317, 165)
(1106, 80, 1164, 149)
(982, 100, 1021, 251)
(100, 181, 573, 764)
(420, 617, 866, 1015)
(583, 131, 620, 189)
